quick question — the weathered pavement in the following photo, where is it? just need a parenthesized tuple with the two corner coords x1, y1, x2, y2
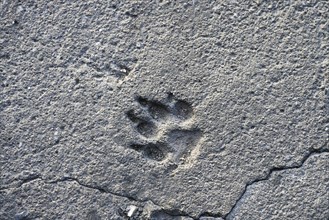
(1, 1, 328, 219)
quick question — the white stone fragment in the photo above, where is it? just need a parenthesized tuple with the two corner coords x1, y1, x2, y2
(127, 205, 138, 217)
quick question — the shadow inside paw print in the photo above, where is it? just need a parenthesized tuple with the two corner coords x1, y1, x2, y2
(127, 93, 202, 164)
(130, 143, 168, 161)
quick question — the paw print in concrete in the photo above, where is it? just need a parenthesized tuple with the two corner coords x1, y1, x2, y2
(126, 93, 202, 164)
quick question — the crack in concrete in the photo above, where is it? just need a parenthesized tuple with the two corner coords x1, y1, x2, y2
(0, 175, 145, 203)
(0, 174, 41, 191)
(222, 147, 329, 220)
(49, 178, 198, 219)
(49, 177, 144, 202)
(0, 175, 197, 219)
(1, 147, 328, 220)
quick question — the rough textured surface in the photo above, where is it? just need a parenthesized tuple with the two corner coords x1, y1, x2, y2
(1, 0, 328, 219)
(0, 179, 133, 219)
(227, 152, 329, 220)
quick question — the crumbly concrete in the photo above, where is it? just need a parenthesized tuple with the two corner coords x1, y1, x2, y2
(1, 0, 328, 219)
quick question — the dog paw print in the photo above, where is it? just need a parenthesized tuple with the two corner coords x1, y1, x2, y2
(126, 93, 202, 164)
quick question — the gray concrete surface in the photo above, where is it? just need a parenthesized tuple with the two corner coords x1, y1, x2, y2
(226, 152, 329, 220)
(1, 0, 328, 219)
